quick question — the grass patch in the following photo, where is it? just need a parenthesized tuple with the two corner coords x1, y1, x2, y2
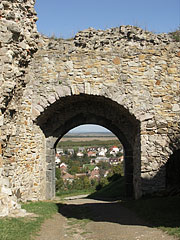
(0, 201, 58, 240)
(89, 177, 126, 200)
(80, 231, 92, 236)
(122, 196, 180, 239)
(67, 217, 90, 227)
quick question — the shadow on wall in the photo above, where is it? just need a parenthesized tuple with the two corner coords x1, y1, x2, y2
(141, 148, 180, 196)
(166, 149, 180, 195)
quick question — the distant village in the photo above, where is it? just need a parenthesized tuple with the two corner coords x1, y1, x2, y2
(55, 145, 124, 183)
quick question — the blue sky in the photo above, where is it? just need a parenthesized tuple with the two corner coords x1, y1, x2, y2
(69, 124, 110, 133)
(35, 0, 180, 39)
(34, 0, 179, 133)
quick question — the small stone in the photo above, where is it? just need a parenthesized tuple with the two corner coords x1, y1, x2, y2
(32, 107, 40, 120)
(7, 22, 21, 34)
(172, 104, 180, 112)
(1, 186, 12, 196)
(140, 113, 154, 121)
(112, 57, 121, 65)
(48, 95, 56, 104)
(0, 115, 4, 126)
(168, 68, 177, 74)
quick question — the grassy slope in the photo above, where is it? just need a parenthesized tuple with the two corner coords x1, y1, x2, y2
(89, 177, 126, 200)
(122, 196, 180, 239)
(0, 202, 58, 240)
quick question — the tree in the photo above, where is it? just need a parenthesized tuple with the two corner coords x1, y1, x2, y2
(55, 168, 65, 191)
(97, 161, 110, 170)
(82, 176, 91, 189)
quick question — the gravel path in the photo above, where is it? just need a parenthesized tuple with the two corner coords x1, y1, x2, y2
(34, 197, 176, 240)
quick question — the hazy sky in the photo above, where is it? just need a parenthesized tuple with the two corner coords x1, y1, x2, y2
(69, 124, 111, 133)
(35, 0, 180, 39)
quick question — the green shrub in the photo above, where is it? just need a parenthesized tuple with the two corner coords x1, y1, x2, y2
(169, 27, 180, 42)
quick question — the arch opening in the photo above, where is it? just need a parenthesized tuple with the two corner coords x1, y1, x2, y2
(35, 94, 141, 199)
(55, 124, 125, 198)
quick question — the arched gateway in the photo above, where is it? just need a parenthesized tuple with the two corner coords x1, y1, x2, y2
(36, 94, 140, 199)
(29, 27, 179, 201)
(0, 0, 179, 215)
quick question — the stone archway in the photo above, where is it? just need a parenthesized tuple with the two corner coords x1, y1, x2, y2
(35, 94, 141, 199)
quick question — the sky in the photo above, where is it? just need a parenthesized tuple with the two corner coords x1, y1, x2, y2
(34, 0, 179, 133)
(69, 124, 110, 133)
(35, 0, 180, 39)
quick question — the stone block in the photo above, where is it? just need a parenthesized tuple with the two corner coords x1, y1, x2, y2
(1, 186, 12, 196)
(168, 68, 177, 74)
(46, 170, 52, 181)
(112, 57, 120, 65)
(32, 107, 40, 120)
(172, 104, 180, 112)
(0, 115, 4, 126)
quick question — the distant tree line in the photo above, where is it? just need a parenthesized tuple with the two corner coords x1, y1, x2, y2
(57, 139, 122, 149)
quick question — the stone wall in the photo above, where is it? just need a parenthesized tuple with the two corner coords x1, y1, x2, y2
(0, 1, 179, 216)
(30, 26, 180, 198)
(0, 0, 39, 216)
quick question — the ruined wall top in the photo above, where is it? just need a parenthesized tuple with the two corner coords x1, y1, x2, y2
(38, 25, 179, 53)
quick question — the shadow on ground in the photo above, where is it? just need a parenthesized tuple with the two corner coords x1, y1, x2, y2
(57, 199, 150, 227)
(56, 196, 180, 230)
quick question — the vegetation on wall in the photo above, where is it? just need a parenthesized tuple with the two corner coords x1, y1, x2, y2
(169, 26, 180, 42)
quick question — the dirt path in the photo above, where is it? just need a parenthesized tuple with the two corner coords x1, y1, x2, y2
(34, 197, 176, 240)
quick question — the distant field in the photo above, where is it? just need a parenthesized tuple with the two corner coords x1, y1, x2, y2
(61, 136, 118, 142)
(61, 132, 118, 142)
(58, 132, 121, 148)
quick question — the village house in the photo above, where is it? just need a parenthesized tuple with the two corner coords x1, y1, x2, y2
(75, 173, 87, 178)
(88, 151, 97, 158)
(77, 151, 84, 157)
(110, 146, 119, 156)
(61, 172, 74, 183)
(109, 157, 121, 165)
(89, 166, 100, 180)
(78, 147, 85, 152)
(94, 156, 109, 164)
(67, 149, 74, 155)
(55, 153, 61, 165)
(87, 147, 97, 152)
(56, 148, 63, 154)
(60, 163, 68, 173)
(98, 147, 107, 156)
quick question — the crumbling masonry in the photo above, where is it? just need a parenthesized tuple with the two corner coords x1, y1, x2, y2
(0, 1, 179, 216)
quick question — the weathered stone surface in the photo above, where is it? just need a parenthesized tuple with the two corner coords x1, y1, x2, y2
(30, 25, 179, 201)
(0, 0, 39, 216)
(0, 1, 179, 217)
